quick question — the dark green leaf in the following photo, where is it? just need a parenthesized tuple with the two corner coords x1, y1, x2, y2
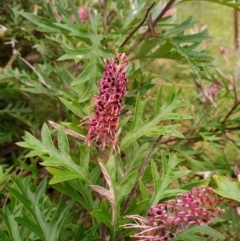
(20, 12, 59, 32)
(150, 154, 190, 206)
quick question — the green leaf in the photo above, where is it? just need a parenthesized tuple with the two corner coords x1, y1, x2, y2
(57, 48, 92, 62)
(47, 167, 81, 184)
(17, 124, 90, 184)
(49, 198, 74, 228)
(20, 12, 59, 32)
(0, 166, 12, 186)
(181, 179, 211, 190)
(139, 179, 148, 200)
(7, 177, 73, 241)
(59, 97, 86, 115)
(54, 181, 95, 212)
(15, 216, 44, 240)
(124, 142, 150, 175)
(57, 127, 70, 154)
(71, 60, 103, 86)
(211, 174, 240, 202)
(125, 199, 149, 215)
(171, 30, 211, 44)
(165, 16, 197, 35)
(35, 178, 48, 202)
(0, 230, 11, 241)
(91, 201, 112, 231)
(123, 0, 145, 29)
(17, 132, 47, 157)
(89, 11, 99, 34)
(129, 92, 149, 133)
(74, 224, 99, 241)
(41, 123, 56, 152)
(69, 0, 83, 26)
(162, 189, 188, 200)
(0, 207, 23, 241)
(177, 224, 224, 241)
(134, 37, 161, 59)
(116, 171, 138, 204)
(121, 87, 189, 149)
(54, 21, 91, 38)
(150, 154, 191, 206)
(133, 16, 213, 77)
(90, 161, 116, 226)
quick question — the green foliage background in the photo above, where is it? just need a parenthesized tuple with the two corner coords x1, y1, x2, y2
(1, 0, 240, 240)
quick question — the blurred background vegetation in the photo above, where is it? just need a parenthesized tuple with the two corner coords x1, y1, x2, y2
(1, 1, 240, 178)
(1, 1, 240, 239)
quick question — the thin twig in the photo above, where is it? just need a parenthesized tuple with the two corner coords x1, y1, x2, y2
(120, 2, 155, 48)
(19, 56, 51, 89)
(221, 100, 240, 124)
(159, 123, 240, 146)
(49, 121, 104, 150)
(225, 134, 240, 149)
(153, 0, 176, 26)
(221, 53, 239, 103)
(233, 70, 239, 104)
(100, 0, 108, 34)
(4, 49, 20, 70)
(48, 120, 86, 141)
(128, 0, 176, 54)
(233, 52, 239, 104)
(121, 135, 162, 215)
(45, 0, 62, 23)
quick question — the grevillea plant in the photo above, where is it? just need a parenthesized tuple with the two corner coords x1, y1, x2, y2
(1, 1, 240, 241)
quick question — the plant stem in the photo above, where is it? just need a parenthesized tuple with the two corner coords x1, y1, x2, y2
(221, 100, 240, 124)
(4, 49, 20, 70)
(100, 0, 108, 34)
(19, 56, 51, 89)
(128, 0, 176, 54)
(100, 149, 108, 241)
(120, 2, 155, 48)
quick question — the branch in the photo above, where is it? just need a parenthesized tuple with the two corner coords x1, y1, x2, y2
(48, 120, 86, 141)
(4, 49, 20, 70)
(19, 56, 51, 89)
(153, 0, 176, 26)
(120, 2, 155, 48)
(45, 0, 62, 23)
(221, 100, 240, 123)
(100, 0, 108, 34)
(128, 0, 176, 54)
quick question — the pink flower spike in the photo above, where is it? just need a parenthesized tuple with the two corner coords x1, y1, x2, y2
(125, 186, 237, 240)
(85, 50, 129, 150)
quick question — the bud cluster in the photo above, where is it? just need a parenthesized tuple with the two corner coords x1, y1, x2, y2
(86, 50, 129, 150)
(126, 186, 237, 240)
